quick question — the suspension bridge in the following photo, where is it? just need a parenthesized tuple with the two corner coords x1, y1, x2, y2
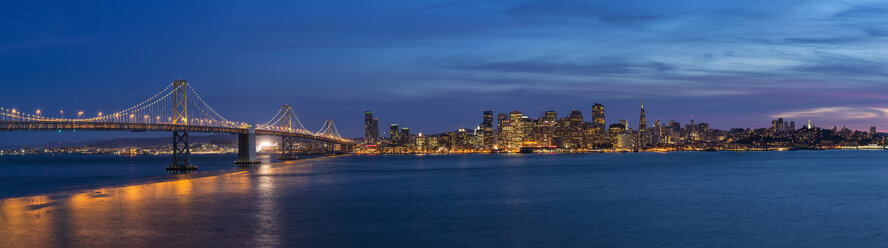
(0, 80, 352, 171)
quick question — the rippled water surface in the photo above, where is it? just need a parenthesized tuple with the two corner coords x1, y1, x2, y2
(3, 151, 888, 247)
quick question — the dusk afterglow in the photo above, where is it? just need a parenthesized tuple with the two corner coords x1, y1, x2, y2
(4, 1, 888, 146)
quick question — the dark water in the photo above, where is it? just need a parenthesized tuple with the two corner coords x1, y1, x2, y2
(3, 151, 888, 247)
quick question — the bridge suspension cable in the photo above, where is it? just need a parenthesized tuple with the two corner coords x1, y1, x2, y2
(1, 79, 353, 144)
(257, 105, 308, 132)
(316, 119, 342, 138)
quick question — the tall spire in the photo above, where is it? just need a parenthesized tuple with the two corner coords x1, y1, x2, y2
(639, 98, 646, 128)
(638, 97, 647, 148)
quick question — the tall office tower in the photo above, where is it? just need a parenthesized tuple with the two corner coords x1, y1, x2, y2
(653, 120, 662, 145)
(592, 103, 606, 146)
(481, 110, 494, 129)
(619, 119, 628, 130)
(497, 113, 509, 147)
(400, 127, 410, 145)
(364, 111, 379, 144)
(609, 123, 628, 148)
(521, 115, 534, 146)
(534, 111, 557, 146)
(509, 111, 524, 149)
(479, 110, 495, 149)
(637, 98, 647, 148)
(790, 121, 796, 131)
(776, 118, 784, 132)
(390, 124, 399, 145)
(568, 110, 584, 148)
(871, 126, 877, 136)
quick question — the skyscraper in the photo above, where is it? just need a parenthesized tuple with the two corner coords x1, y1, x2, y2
(637, 98, 647, 148)
(497, 113, 509, 148)
(390, 124, 399, 145)
(569, 110, 584, 148)
(534, 111, 557, 147)
(364, 111, 379, 144)
(592, 103, 606, 146)
(479, 110, 495, 149)
(400, 127, 410, 145)
(508, 111, 524, 150)
(481, 110, 494, 129)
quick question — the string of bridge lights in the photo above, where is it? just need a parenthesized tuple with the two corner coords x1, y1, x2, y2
(0, 80, 347, 140)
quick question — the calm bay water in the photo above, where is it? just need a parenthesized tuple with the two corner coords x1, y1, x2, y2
(3, 151, 888, 247)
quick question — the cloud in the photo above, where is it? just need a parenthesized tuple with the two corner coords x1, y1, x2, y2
(773, 107, 888, 120)
(442, 57, 675, 76)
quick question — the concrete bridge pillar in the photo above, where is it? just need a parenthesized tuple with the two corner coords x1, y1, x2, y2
(235, 126, 260, 166)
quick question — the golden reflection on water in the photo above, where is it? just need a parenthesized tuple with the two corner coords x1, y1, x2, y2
(0, 168, 263, 247)
(0, 156, 337, 247)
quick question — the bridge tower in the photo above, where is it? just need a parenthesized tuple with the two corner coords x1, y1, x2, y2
(318, 119, 343, 155)
(167, 79, 197, 171)
(278, 105, 298, 160)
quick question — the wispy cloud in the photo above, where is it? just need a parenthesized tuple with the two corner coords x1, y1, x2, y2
(773, 107, 888, 120)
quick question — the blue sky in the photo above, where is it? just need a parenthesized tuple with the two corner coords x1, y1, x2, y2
(2, 0, 888, 144)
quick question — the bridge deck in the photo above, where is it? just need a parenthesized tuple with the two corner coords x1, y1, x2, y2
(0, 121, 351, 144)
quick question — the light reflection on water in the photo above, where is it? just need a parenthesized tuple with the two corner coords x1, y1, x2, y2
(254, 164, 282, 247)
(4, 152, 888, 247)
(0, 159, 293, 247)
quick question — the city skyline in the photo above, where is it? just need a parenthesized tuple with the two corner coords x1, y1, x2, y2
(4, 1, 888, 145)
(359, 99, 886, 154)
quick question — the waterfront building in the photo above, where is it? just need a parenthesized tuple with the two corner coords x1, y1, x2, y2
(390, 124, 399, 145)
(496, 113, 509, 149)
(364, 111, 379, 144)
(592, 103, 607, 147)
(400, 127, 410, 146)
(532, 111, 557, 147)
(479, 110, 495, 149)
(507, 111, 524, 151)
(609, 123, 627, 148)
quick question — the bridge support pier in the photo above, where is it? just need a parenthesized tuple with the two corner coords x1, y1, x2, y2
(278, 135, 298, 160)
(235, 126, 260, 166)
(167, 129, 197, 171)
